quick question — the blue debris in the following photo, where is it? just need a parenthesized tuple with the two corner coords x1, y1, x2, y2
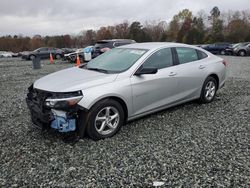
(51, 116, 76, 133)
(83, 46, 93, 53)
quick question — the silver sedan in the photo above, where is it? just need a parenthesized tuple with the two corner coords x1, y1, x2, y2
(27, 42, 227, 140)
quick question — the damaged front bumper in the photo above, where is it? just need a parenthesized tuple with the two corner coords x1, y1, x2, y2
(26, 85, 82, 133)
(50, 109, 76, 132)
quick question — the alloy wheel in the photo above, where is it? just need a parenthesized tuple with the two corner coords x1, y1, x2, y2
(239, 51, 246, 56)
(56, 54, 61, 59)
(94, 106, 120, 135)
(205, 81, 216, 101)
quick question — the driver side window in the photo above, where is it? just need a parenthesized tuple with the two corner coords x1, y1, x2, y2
(142, 48, 173, 69)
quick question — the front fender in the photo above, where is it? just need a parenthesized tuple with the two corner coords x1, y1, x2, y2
(77, 78, 133, 117)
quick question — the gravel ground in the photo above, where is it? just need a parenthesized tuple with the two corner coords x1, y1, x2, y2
(0, 56, 249, 187)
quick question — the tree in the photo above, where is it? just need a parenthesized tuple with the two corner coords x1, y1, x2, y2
(129, 22, 144, 42)
(83, 30, 96, 45)
(115, 22, 130, 39)
(185, 17, 205, 44)
(30, 35, 44, 50)
(209, 6, 220, 20)
(64, 35, 72, 47)
(144, 21, 167, 42)
(177, 17, 192, 43)
(174, 9, 193, 23)
(173, 9, 193, 43)
(207, 7, 224, 42)
(96, 27, 113, 40)
(226, 19, 248, 42)
(167, 18, 180, 42)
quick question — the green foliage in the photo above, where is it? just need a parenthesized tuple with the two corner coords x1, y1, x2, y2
(129, 22, 144, 42)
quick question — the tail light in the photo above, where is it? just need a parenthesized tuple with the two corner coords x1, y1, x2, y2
(222, 59, 227, 67)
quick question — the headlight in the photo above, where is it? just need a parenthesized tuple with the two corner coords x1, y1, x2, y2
(45, 91, 83, 109)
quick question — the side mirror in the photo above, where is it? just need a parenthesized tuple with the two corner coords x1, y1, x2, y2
(134, 67, 158, 76)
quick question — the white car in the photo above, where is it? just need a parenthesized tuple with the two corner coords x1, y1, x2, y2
(0, 51, 13, 58)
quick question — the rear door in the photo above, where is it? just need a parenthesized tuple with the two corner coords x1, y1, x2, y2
(131, 48, 179, 116)
(173, 47, 208, 100)
(38, 48, 49, 59)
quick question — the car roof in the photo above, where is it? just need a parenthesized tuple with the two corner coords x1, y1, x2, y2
(118, 42, 198, 50)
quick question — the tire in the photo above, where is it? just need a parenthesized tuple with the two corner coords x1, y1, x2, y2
(238, 50, 246, 56)
(199, 76, 218, 103)
(55, 54, 62, 59)
(83, 99, 125, 140)
(220, 50, 226, 55)
(29, 55, 36, 60)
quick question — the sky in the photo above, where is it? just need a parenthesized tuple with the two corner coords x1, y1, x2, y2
(0, 0, 249, 36)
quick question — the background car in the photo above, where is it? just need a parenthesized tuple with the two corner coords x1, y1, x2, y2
(92, 39, 136, 58)
(27, 42, 226, 140)
(22, 47, 64, 60)
(233, 42, 250, 56)
(0, 51, 4, 58)
(225, 42, 250, 55)
(0, 51, 13, 58)
(64, 46, 93, 63)
(62, 48, 75, 54)
(202, 43, 231, 55)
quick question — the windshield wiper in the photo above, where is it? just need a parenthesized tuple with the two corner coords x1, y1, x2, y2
(87, 68, 109, 73)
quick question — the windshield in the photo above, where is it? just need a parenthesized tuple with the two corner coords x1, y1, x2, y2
(86, 48, 147, 73)
(232, 43, 240, 48)
(234, 43, 249, 48)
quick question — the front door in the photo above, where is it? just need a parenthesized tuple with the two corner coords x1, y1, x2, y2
(130, 48, 179, 116)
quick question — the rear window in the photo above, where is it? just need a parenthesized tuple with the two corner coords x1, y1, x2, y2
(114, 42, 131, 47)
(176, 47, 199, 64)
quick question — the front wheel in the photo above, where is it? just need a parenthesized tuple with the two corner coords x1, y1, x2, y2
(84, 99, 125, 140)
(199, 77, 218, 103)
(29, 55, 36, 60)
(55, 54, 62, 59)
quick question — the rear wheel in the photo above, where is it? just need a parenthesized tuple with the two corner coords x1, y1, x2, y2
(238, 50, 246, 56)
(83, 99, 125, 140)
(199, 76, 218, 103)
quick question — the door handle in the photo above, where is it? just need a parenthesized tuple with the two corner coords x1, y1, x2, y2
(199, 65, 206, 69)
(169, 72, 177, 76)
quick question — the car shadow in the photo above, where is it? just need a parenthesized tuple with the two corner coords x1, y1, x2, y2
(124, 97, 221, 127)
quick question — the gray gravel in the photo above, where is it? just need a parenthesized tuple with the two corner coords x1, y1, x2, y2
(0, 56, 249, 187)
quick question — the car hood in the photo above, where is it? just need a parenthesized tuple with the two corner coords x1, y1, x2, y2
(34, 67, 118, 92)
(64, 52, 76, 56)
